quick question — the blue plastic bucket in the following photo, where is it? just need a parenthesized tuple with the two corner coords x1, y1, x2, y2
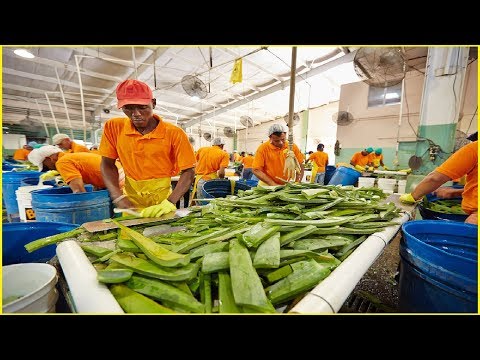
(3, 163, 25, 171)
(2, 171, 42, 221)
(21, 177, 57, 187)
(399, 220, 478, 313)
(236, 179, 259, 187)
(418, 193, 468, 222)
(200, 179, 252, 205)
(31, 187, 111, 225)
(327, 166, 361, 186)
(324, 165, 336, 185)
(2, 222, 78, 265)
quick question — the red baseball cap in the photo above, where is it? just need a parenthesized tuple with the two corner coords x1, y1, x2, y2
(116, 79, 153, 109)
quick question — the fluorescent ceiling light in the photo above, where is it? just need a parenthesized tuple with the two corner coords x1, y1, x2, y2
(14, 49, 35, 59)
(385, 92, 399, 99)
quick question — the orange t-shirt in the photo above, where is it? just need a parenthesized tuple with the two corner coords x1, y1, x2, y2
(195, 146, 230, 179)
(90, 149, 100, 155)
(435, 141, 477, 214)
(242, 155, 254, 169)
(99, 115, 196, 181)
(67, 142, 90, 153)
(56, 152, 108, 188)
(350, 151, 371, 166)
(253, 141, 305, 184)
(308, 151, 328, 172)
(13, 148, 31, 160)
(369, 153, 384, 167)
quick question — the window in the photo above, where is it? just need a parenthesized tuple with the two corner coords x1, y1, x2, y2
(368, 83, 402, 108)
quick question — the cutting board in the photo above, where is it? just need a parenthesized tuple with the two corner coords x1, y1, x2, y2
(81, 209, 190, 233)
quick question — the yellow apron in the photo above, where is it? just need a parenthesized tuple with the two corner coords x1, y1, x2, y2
(310, 163, 319, 184)
(189, 171, 218, 206)
(123, 176, 172, 209)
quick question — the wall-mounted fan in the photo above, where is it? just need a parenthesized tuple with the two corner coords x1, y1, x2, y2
(181, 75, 208, 99)
(353, 47, 406, 88)
(18, 109, 46, 136)
(283, 112, 300, 127)
(203, 132, 212, 142)
(223, 126, 235, 138)
(240, 116, 254, 128)
(332, 111, 354, 126)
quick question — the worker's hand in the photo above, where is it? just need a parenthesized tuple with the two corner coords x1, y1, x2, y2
(433, 187, 460, 199)
(283, 150, 301, 181)
(383, 166, 389, 171)
(465, 212, 477, 225)
(399, 193, 418, 204)
(140, 199, 177, 218)
(40, 170, 60, 181)
(354, 165, 365, 172)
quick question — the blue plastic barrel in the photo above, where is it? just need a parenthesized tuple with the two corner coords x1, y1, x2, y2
(399, 220, 478, 313)
(2, 222, 78, 265)
(327, 166, 361, 186)
(21, 177, 57, 187)
(200, 179, 252, 205)
(324, 165, 336, 185)
(31, 187, 111, 225)
(418, 193, 468, 222)
(2, 171, 42, 221)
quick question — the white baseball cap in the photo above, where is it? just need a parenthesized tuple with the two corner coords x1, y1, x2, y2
(27, 145, 62, 172)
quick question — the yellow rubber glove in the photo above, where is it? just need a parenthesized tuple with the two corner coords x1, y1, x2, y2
(383, 166, 389, 171)
(399, 193, 417, 204)
(354, 164, 365, 172)
(40, 170, 60, 181)
(283, 150, 301, 181)
(140, 199, 177, 218)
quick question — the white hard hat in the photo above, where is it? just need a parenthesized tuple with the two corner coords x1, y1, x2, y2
(27, 145, 62, 172)
(52, 133, 70, 145)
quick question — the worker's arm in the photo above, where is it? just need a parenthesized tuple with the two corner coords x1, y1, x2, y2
(465, 212, 477, 225)
(167, 167, 194, 204)
(411, 171, 451, 201)
(296, 163, 305, 183)
(349, 160, 356, 166)
(68, 178, 86, 193)
(433, 187, 464, 199)
(252, 168, 277, 185)
(101, 156, 135, 209)
(217, 166, 226, 179)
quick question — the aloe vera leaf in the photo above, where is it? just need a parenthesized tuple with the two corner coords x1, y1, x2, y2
(24, 228, 84, 253)
(172, 227, 233, 254)
(264, 216, 355, 227)
(113, 220, 190, 267)
(202, 252, 229, 273)
(253, 232, 281, 269)
(117, 238, 142, 252)
(111, 253, 199, 282)
(335, 235, 368, 258)
(201, 273, 212, 313)
(266, 259, 331, 305)
(279, 225, 317, 246)
(291, 238, 348, 251)
(241, 223, 281, 248)
(229, 239, 276, 313)
(266, 265, 293, 283)
(126, 275, 204, 313)
(218, 272, 242, 313)
(92, 249, 122, 264)
(81, 244, 113, 258)
(301, 188, 330, 199)
(97, 269, 133, 284)
(110, 284, 175, 314)
(190, 242, 229, 260)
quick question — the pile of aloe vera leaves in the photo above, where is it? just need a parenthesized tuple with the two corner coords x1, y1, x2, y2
(25, 183, 403, 313)
(422, 198, 466, 215)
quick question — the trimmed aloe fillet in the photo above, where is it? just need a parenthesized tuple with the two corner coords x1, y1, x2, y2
(111, 253, 199, 282)
(113, 220, 189, 267)
(97, 269, 133, 284)
(199, 273, 212, 313)
(266, 265, 293, 283)
(126, 275, 204, 313)
(202, 252, 229, 273)
(229, 239, 275, 313)
(241, 223, 281, 248)
(253, 232, 280, 269)
(218, 272, 242, 313)
(110, 284, 174, 314)
(80, 244, 113, 258)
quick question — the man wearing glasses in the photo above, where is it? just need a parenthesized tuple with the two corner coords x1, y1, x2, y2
(99, 79, 196, 218)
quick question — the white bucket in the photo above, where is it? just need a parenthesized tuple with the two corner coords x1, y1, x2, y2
(397, 179, 407, 194)
(2, 263, 59, 313)
(15, 185, 52, 222)
(377, 178, 397, 192)
(357, 177, 375, 188)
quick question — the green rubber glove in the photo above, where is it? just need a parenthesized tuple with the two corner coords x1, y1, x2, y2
(40, 170, 60, 180)
(399, 193, 417, 204)
(354, 164, 365, 172)
(140, 199, 177, 218)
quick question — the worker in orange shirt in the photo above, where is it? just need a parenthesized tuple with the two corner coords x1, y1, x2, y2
(350, 147, 374, 171)
(252, 124, 305, 185)
(13, 141, 36, 160)
(99, 79, 196, 218)
(308, 143, 329, 185)
(400, 141, 478, 225)
(241, 152, 255, 180)
(369, 148, 388, 170)
(52, 134, 90, 153)
(191, 137, 230, 202)
(28, 145, 124, 193)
